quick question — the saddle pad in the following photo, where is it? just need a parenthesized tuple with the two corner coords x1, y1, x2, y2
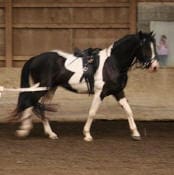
(52, 50, 83, 73)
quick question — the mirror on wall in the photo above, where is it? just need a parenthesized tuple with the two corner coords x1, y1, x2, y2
(150, 21, 174, 67)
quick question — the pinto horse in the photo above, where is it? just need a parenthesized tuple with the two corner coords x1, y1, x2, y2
(13, 31, 159, 141)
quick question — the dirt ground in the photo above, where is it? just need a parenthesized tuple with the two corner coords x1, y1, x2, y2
(0, 121, 173, 175)
(0, 68, 173, 175)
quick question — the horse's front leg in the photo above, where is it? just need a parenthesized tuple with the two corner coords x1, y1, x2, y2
(83, 90, 102, 142)
(114, 92, 141, 141)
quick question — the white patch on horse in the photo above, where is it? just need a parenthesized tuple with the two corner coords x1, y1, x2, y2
(95, 44, 113, 90)
(52, 50, 88, 92)
(150, 42, 155, 59)
(52, 49, 83, 72)
(150, 43, 159, 70)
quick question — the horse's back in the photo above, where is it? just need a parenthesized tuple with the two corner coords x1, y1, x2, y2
(24, 52, 71, 86)
(29, 52, 61, 69)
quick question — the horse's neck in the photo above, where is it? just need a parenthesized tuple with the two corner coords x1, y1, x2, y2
(111, 37, 139, 71)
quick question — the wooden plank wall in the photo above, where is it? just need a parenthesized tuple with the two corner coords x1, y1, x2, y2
(0, 0, 137, 67)
(0, 0, 5, 66)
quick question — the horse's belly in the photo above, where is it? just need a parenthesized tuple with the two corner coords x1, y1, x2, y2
(68, 73, 88, 93)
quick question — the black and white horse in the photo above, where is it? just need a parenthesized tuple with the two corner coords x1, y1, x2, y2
(13, 31, 159, 141)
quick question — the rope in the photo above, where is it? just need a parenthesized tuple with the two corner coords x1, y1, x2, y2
(0, 83, 48, 97)
(0, 87, 48, 92)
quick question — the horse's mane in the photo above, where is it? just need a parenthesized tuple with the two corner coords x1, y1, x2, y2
(112, 34, 138, 51)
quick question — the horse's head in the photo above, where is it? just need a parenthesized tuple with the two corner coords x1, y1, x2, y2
(136, 31, 159, 71)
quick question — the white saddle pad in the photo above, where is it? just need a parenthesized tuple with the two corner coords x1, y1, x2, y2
(52, 50, 83, 73)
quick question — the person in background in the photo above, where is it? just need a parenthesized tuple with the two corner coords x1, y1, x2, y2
(157, 35, 169, 67)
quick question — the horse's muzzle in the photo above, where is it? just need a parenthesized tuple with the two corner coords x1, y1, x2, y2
(149, 60, 159, 72)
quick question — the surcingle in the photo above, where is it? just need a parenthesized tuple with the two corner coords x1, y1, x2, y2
(74, 48, 101, 94)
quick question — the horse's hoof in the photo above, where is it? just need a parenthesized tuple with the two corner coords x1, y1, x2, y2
(49, 133, 58, 140)
(15, 130, 29, 138)
(131, 135, 142, 141)
(84, 136, 93, 142)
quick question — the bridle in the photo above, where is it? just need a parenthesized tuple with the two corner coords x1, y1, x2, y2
(137, 38, 156, 69)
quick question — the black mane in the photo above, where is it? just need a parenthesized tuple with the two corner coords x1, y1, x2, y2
(109, 34, 139, 72)
(111, 34, 138, 52)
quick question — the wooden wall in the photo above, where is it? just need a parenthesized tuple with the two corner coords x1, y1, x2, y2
(139, 0, 174, 2)
(0, 0, 136, 67)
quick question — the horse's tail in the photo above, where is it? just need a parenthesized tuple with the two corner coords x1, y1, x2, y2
(10, 58, 34, 120)
(20, 57, 34, 88)
(10, 56, 56, 122)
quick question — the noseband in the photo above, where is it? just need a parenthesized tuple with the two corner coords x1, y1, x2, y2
(142, 58, 156, 69)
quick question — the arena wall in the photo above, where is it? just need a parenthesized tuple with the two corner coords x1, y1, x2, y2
(0, 0, 173, 67)
(0, 0, 135, 67)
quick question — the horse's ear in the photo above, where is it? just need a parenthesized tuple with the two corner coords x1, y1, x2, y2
(150, 31, 153, 36)
(138, 30, 143, 39)
(138, 30, 143, 34)
(150, 31, 155, 38)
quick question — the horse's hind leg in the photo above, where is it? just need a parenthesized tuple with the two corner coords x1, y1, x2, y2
(42, 119, 58, 139)
(39, 88, 58, 139)
(83, 90, 102, 142)
(16, 107, 33, 138)
(40, 87, 57, 104)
